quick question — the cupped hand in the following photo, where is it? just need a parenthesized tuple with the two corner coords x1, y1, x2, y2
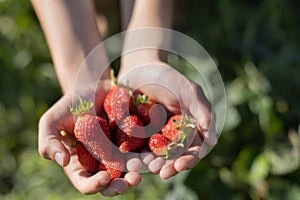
(38, 87, 142, 196)
(118, 62, 217, 179)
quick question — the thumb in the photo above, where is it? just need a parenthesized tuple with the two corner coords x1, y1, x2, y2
(188, 86, 217, 147)
(38, 115, 71, 167)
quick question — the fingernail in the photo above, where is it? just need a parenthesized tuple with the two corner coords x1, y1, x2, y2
(141, 152, 155, 165)
(127, 158, 142, 172)
(55, 152, 64, 167)
(149, 158, 165, 173)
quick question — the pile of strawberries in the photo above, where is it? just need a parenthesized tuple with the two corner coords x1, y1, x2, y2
(68, 72, 196, 179)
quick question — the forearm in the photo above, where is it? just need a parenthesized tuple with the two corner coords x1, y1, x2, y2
(120, 0, 173, 74)
(32, 0, 104, 93)
(128, 0, 173, 29)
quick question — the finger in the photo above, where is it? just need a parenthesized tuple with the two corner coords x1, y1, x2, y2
(101, 179, 129, 196)
(159, 160, 178, 180)
(140, 149, 155, 165)
(75, 171, 111, 195)
(60, 131, 78, 151)
(148, 157, 165, 174)
(174, 134, 202, 172)
(174, 154, 200, 172)
(126, 153, 143, 172)
(198, 111, 217, 146)
(124, 172, 142, 186)
(188, 87, 217, 146)
(66, 170, 112, 194)
(201, 130, 218, 146)
(38, 116, 70, 167)
(64, 153, 111, 194)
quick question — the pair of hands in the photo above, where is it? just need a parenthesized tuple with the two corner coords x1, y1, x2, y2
(38, 62, 216, 196)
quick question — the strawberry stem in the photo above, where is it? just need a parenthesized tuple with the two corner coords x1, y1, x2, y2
(70, 95, 94, 115)
(178, 132, 187, 144)
(164, 113, 197, 157)
(162, 149, 169, 159)
(110, 69, 132, 91)
(110, 69, 117, 86)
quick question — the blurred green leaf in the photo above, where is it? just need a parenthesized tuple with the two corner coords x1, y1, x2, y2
(223, 106, 241, 132)
(266, 131, 300, 175)
(248, 154, 270, 186)
(268, 179, 300, 200)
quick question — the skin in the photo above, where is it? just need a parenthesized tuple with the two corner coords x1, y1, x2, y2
(32, 0, 216, 196)
(119, 0, 217, 180)
(118, 63, 217, 180)
(32, 0, 140, 196)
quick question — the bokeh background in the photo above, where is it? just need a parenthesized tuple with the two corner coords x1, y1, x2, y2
(1, 0, 300, 199)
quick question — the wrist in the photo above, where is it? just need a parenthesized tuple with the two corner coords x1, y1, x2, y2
(119, 49, 167, 76)
(54, 50, 90, 93)
(55, 43, 109, 94)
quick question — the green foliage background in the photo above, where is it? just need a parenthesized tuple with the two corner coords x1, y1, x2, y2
(1, 0, 300, 199)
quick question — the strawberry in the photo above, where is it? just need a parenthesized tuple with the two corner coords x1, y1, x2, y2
(104, 86, 133, 130)
(161, 114, 196, 146)
(98, 153, 125, 179)
(76, 143, 99, 174)
(148, 134, 169, 157)
(116, 115, 146, 153)
(97, 116, 112, 141)
(71, 97, 112, 160)
(132, 93, 165, 128)
(104, 85, 132, 129)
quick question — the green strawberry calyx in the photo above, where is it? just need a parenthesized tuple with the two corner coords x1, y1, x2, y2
(133, 93, 152, 106)
(70, 95, 94, 116)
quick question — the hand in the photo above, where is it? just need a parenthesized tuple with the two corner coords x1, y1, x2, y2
(118, 62, 217, 179)
(38, 90, 142, 196)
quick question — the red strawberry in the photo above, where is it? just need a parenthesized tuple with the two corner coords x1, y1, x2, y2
(76, 143, 99, 173)
(103, 69, 133, 131)
(97, 116, 112, 141)
(116, 115, 146, 153)
(99, 153, 125, 179)
(161, 114, 196, 145)
(132, 93, 165, 128)
(161, 115, 183, 141)
(71, 97, 112, 160)
(104, 85, 133, 130)
(149, 134, 169, 157)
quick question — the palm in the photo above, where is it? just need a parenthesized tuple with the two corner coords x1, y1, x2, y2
(118, 62, 216, 179)
(38, 87, 142, 195)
